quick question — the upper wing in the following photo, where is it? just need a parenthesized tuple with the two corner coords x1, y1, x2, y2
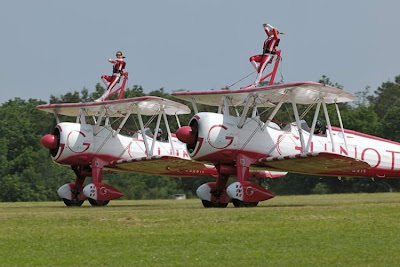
(107, 155, 211, 176)
(172, 81, 354, 107)
(36, 96, 191, 117)
(256, 151, 370, 175)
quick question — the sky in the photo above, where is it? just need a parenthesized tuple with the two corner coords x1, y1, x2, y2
(0, 0, 399, 104)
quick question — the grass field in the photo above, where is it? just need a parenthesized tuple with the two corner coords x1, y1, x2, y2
(1, 193, 400, 266)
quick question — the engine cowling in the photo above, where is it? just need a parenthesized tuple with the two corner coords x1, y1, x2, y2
(176, 113, 238, 163)
(40, 122, 94, 165)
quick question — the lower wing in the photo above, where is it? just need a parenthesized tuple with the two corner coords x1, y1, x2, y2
(257, 152, 370, 175)
(107, 155, 287, 178)
(107, 155, 214, 177)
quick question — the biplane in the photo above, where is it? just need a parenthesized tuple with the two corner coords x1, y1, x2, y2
(173, 81, 400, 207)
(37, 96, 283, 206)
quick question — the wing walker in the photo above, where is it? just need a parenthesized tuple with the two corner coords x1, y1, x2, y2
(38, 26, 400, 208)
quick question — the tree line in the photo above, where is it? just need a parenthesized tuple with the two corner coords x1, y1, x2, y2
(0, 75, 399, 202)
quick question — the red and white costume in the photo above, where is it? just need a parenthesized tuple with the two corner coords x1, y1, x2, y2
(97, 58, 126, 101)
(249, 24, 280, 84)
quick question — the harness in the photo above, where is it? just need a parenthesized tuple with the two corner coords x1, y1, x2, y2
(113, 61, 126, 76)
(263, 37, 280, 54)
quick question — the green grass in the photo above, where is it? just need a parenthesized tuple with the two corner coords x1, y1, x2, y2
(1, 193, 400, 266)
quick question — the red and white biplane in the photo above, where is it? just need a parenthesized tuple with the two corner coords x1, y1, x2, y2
(173, 81, 400, 207)
(37, 96, 281, 206)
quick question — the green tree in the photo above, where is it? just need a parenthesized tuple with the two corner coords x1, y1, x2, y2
(369, 75, 400, 119)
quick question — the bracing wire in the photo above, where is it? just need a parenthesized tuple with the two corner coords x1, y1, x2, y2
(227, 71, 256, 88)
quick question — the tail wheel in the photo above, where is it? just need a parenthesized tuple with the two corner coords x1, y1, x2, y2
(88, 199, 110, 207)
(232, 199, 259, 208)
(201, 200, 228, 208)
(63, 198, 84, 207)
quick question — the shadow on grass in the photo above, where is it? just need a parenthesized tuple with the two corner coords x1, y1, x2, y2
(1, 202, 309, 210)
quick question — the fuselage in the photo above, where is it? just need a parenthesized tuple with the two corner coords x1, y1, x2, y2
(186, 112, 400, 178)
(44, 122, 278, 178)
(50, 122, 190, 166)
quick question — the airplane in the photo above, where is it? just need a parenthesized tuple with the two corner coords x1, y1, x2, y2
(37, 96, 284, 207)
(172, 81, 400, 207)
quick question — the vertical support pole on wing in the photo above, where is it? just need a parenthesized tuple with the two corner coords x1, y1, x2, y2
(191, 97, 198, 114)
(335, 103, 348, 151)
(150, 112, 163, 156)
(94, 106, 106, 135)
(137, 106, 151, 158)
(292, 101, 306, 152)
(162, 110, 175, 156)
(322, 99, 335, 152)
(217, 105, 222, 114)
(262, 101, 283, 131)
(175, 113, 182, 129)
(306, 101, 322, 152)
(238, 95, 253, 128)
(53, 110, 61, 124)
(223, 96, 230, 116)
(252, 106, 258, 118)
(234, 108, 240, 117)
(76, 108, 86, 124)
(113, 111, 132, 137)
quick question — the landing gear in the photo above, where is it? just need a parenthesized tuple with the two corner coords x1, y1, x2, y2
(82, 157, 123, 205)
(201, 200, 228, 208)
(57, 167, 88, 207)
(57, 161, 123, 207)
(62, 198, 85, 207)
(88, 199, 110, 207)
(232, 199, 259, 208)
(197, 168, 231, 208)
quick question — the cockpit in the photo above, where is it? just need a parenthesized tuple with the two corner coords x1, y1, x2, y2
(281, 120, 327, 136)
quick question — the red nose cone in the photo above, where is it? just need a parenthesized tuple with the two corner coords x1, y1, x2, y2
(176, 126, 196, 144)
(41, 134, 58, 150)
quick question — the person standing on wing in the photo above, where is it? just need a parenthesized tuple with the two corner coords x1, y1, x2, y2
(96, 51, 126, 102)
(249, 24, 283, 85)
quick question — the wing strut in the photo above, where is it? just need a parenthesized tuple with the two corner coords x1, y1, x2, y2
(191, 97, 199, 114)
(335, 103, 348, 151)
(53, 110, 60, 124)
(113, 111, 132, 137)
(76, 108, 86, 124)
(137, 105, 151, 158)
(306, 101, 321, 152)
(175, 113, 182, 128)
(223, 96, 230, 115)
(292, 100, 306, 152)
(150, 111, 163, 156)
(238, 95, 253, 128)
(162, 109, 176, 156)
(262, 101, 283, 130)
(322, 99, 335, 152)
(94, 106, 106, 135)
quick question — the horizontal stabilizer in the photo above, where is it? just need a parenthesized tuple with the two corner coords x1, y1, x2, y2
(108, 155, 208, 175)
(258, 152, 370, 174)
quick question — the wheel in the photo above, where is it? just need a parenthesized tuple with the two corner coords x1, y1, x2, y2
(88, 198, 110, 207)
(62, 198, 84, 207)
(201, 200, 228, 208)
(232, 199, 259, 208)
